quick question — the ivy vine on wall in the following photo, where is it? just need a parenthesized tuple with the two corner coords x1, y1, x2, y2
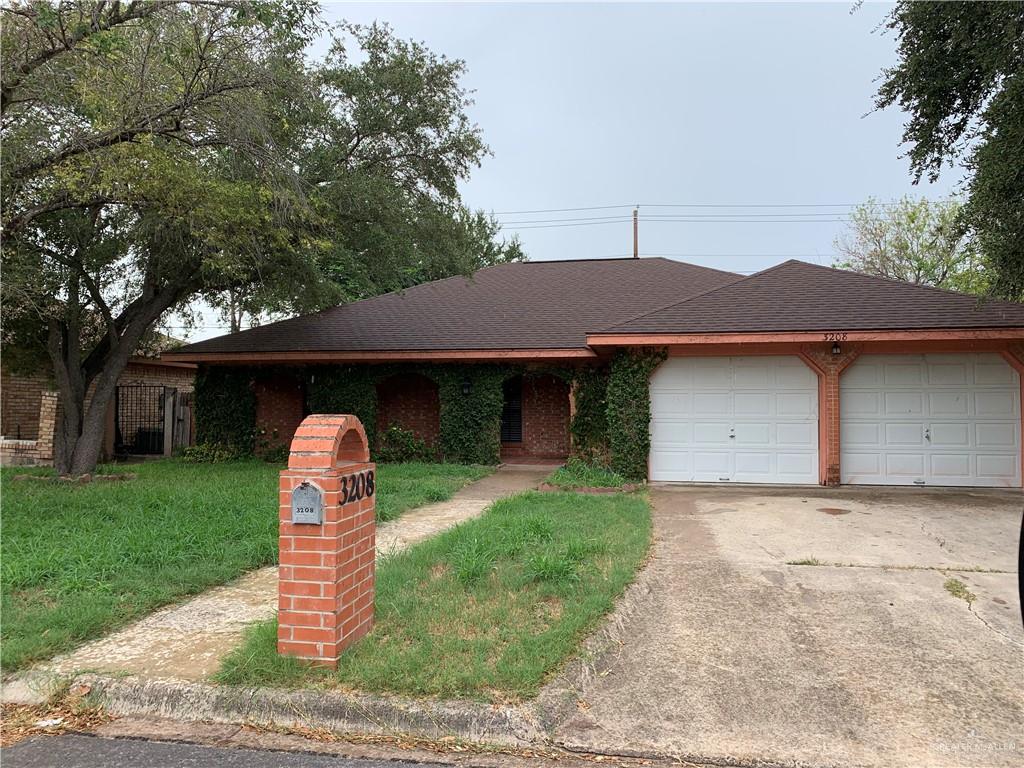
(605, 348, 666, 480)
(194, 366, 257, 455)
(570, 366, 611, 463)
(305, 365, 380, 450)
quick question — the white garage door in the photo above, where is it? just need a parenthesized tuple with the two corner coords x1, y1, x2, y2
(649, 356, 819, 484)
(841, 353, 1021, 487)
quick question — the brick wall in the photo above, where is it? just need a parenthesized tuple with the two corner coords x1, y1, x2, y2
(376, 373, 440, 446)
(1, 369, 48, 440)
(502, 374, 570, 459)
(255, 373, 306, 452)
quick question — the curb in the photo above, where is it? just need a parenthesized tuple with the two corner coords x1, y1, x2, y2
(67, 673, 549, 748)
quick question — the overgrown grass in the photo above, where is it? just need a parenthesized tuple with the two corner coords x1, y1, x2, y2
(544, 458, 630, 490)
(0, 459, 491, 671)
(216, 491, 651, 700)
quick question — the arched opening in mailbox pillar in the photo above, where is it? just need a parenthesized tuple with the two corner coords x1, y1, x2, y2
(278, 414, 375, 667)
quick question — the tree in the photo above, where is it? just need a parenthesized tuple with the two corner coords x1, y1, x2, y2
(1, 2, 519, 474)
(875, 2, 1024, 300)
(834, 196, 987, 294)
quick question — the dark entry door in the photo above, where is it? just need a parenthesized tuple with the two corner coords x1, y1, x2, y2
(500, 377, 523, 443)
(115, 385, 166, 455)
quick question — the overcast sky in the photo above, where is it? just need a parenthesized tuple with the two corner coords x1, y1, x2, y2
(184, 1, 960, 341)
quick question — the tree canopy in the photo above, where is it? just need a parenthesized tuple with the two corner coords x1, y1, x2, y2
(875, 1, 1024, 300)
(0, 0, 521, 473)
(834, 196, 987, 295)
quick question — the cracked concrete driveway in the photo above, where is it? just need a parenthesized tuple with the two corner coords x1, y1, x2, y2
(550, 486, 1023, 768)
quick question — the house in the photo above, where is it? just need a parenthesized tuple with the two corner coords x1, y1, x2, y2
(0, 356, 197, 466)
(165, 258, 1024, 488)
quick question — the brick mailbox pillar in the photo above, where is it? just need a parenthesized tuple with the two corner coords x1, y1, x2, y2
(278, 414, 376, 666)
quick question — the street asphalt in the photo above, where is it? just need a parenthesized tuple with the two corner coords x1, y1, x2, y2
(2, 734, 446, 768)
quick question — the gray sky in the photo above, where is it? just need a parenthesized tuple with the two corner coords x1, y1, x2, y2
(184, 1, 959, 340)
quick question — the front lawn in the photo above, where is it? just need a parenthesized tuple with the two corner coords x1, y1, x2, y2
(216, 490, 651, 701)
(0, 459, 491, 672)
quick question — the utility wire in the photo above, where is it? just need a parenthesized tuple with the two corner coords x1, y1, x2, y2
(490, 201, 900, 215)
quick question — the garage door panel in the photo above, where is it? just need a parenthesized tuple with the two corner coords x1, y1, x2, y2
(977, 422, 1016, 448)
(929, 454, 971, 479)
(841, 353, 1020, 487)
(885, 363, 924, 386)
(975, 391, 1016, 417)
(651, 420, 692, 444)
(841, 422, 879, 447)
(777, 422, 816, 447)
(693, 422, 731, 445)
(693, 392, 730, 416)
(649, 449, 692, 482)
(884, 392, 923, 415)
(929, 422, 970, 448)
(975, 362, 1015, 386)
(927, 361, 969, 386)
(649, 356, 818, 484)
(693, 451, 732, 477)
(842, 362, 881, 387)
(885, 453, 926, 477)
(843, 452, 881, 477)
(734, 392, 771, 415)
(978, 454, 1017, 479)
(928, 392, 969, 416)
(733, 422, 771, 446)
(776, 392, 815, 417)
(884, 422, 924, 446)
(844, 391, 881, 416)
(650, 391, 692, 416)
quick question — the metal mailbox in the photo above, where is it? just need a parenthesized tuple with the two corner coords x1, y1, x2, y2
(290, 481, 324, 525)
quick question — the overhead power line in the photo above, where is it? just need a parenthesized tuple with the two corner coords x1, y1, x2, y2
(490, 201, 900, 215)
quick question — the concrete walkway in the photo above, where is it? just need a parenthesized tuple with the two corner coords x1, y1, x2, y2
(36, 466, 548, 683)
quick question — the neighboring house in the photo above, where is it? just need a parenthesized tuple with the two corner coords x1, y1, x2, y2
(0, 356, 197, 466)
(166, 258, 1024, 488)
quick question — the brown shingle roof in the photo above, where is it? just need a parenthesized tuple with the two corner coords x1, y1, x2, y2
(599, 260, 1024, 335)
(173, 258, 741, 356)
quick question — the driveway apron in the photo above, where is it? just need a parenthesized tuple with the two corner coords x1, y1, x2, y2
(549, 486, 1024, 768)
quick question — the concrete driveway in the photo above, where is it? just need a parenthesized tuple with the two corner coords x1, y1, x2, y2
(549, 486, 1023, 768)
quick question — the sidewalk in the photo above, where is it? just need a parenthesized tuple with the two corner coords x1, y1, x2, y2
(34, 466, 548, 683)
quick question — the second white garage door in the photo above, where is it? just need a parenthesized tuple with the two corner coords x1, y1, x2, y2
(649, 356, 819, 484)
(841, 353, 1021, 487)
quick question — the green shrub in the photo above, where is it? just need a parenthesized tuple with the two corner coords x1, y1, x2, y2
(305, 366, 378, 449)
(377, 424, 434, 463)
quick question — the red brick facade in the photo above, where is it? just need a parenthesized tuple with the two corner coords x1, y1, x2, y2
(278, 415, 375, 666)
(254, 374, 305, 453)
(376, 373, 440, 447)
(501, 374, 571, 460)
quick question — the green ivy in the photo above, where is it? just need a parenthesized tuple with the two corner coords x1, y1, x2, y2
(305, 366, 379, 449)
(570, 366, 611, 464)
(606, 349, 666, 481)
(432, 365, 509, 464)
(194, 366, 257, 454)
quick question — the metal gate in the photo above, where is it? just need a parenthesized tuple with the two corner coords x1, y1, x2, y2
(114, 385, 166, 455)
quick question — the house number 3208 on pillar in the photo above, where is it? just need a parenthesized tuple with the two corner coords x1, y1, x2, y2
(341, 469, 375, 504)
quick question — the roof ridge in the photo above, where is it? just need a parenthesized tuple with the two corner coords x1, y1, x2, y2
(792, 260, 1021, 307)
(591, 263, 781, 333)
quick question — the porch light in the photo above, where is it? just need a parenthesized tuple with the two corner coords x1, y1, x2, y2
(462, 377, 472, 396)
(831, 342, 842, 356)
